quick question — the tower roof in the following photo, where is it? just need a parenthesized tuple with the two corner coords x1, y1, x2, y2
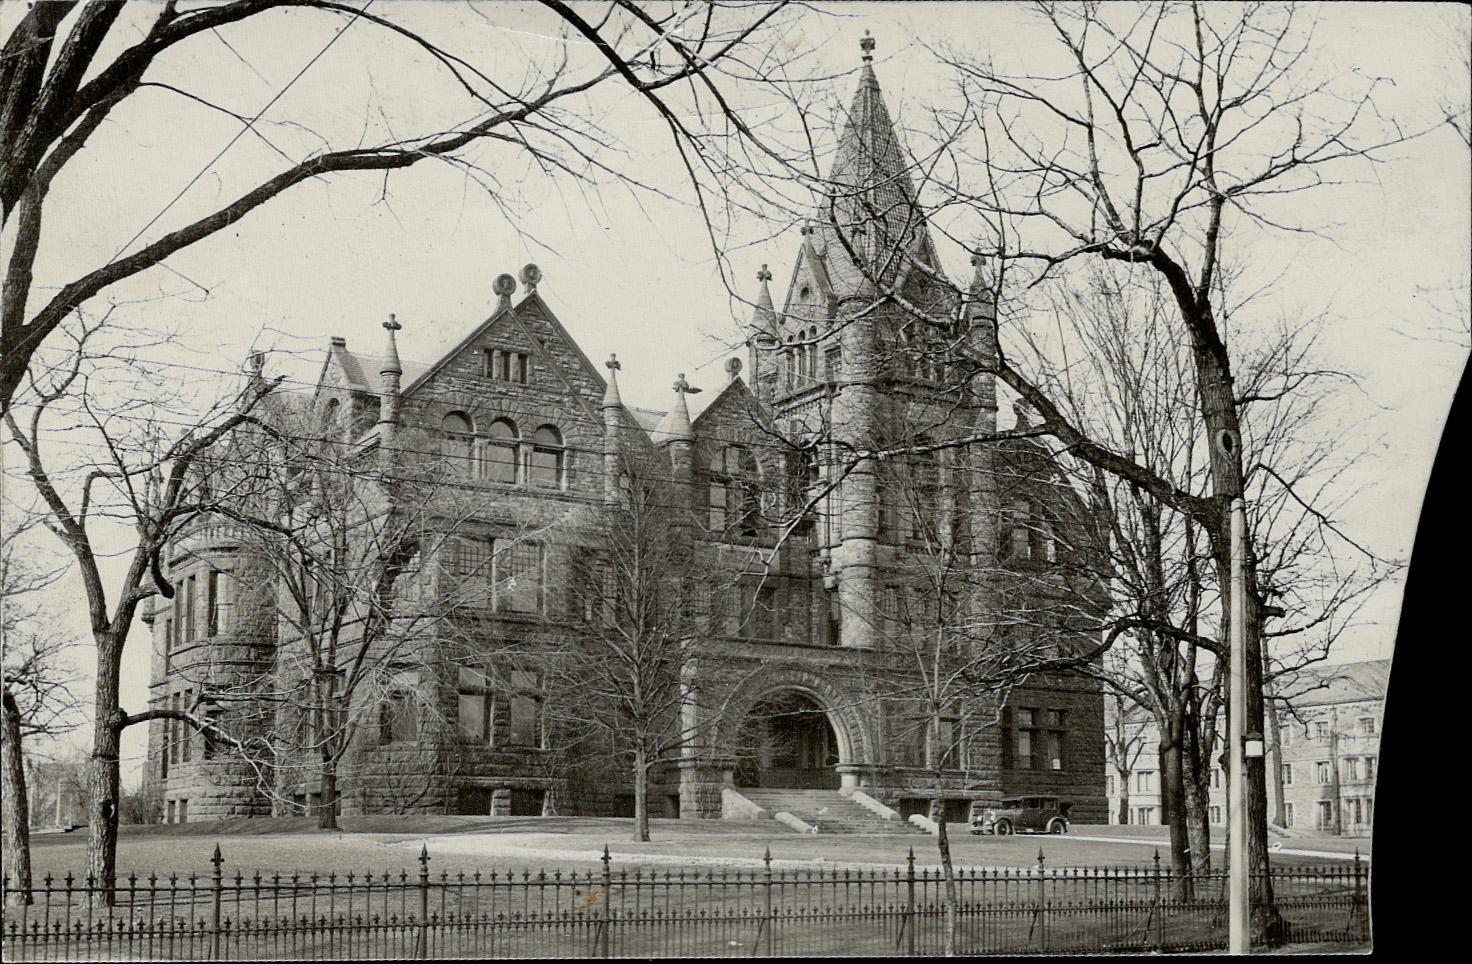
(797, 31, 939, 306)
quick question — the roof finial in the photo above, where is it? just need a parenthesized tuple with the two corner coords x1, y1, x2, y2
(380, 313, 402, 376)
(860, 29, 875, 63)
(602, 353, 623, 409)
(383, 312, 402, 333)
(757, 264, 772, 283)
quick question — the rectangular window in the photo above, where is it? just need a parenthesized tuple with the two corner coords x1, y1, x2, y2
(209, 570, 235, 635)
(457, 666, 492, 743)
(167, 800, 176, 824)
(1212, 767, 1222, 789)
(1317, 800, 1333, 830)
(1281, 763, 1294, 786)
(1015, 708, 1036, 770)
(1365, 756, 1376, 781)
(1210, 806, 1222, 824)
(380, 691, 418, 744)
(448, 539, 493, 608)
(495, 540, 543, 614)
(162, 617, 173, 676)
(506, 671, 542, 747)
(202, 710, 224, 760)
(933, 717, 958, 769)
(177, 799, 188, 824)
(1315, 761, 1331, 785)
(1313, 721, 1328, 740)
(1344, 757, 1359, 781)
(1284, 802, 1295, 828)
(1358, 716, 1376, 737)
(1046, 730, 1064, 771)
(181, 689, 193, 762)
(490, 350, 530, 384)
(182, 575, 197, 641)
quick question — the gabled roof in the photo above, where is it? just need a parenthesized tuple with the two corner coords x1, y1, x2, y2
(399, 290, 607, 402)
(1292, 659, 1391, 707)
(313, 342, 429, 401)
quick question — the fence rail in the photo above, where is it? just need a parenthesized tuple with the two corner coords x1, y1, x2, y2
(1, 845, 1369, 959)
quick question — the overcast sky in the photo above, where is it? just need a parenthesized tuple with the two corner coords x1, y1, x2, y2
(3, 1, 1467, 783)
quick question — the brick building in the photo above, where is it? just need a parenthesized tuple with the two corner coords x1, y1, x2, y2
(143, 37, 1108, 827)
(1105, 659, 1387, 836)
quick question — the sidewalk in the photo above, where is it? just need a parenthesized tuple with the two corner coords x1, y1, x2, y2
(1064, 832, 1368, 862)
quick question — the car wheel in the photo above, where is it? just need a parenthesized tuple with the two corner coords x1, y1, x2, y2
(1048, 819, 1066, 834)
(994, 820, 1012, 836)
(970, 829, 981, 836)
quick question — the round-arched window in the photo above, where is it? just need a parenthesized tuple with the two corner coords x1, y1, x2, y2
(529, 425, 564, 488)
(441, 411, 474, 473)
(484, 418, 519, 484)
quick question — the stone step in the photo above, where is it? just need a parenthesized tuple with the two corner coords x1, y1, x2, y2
(734, 789, 925, 835)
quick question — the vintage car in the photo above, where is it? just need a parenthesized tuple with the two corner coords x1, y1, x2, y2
(969, 796, 1072, 835)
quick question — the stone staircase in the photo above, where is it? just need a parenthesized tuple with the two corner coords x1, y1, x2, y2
(734, 789, 926, 835)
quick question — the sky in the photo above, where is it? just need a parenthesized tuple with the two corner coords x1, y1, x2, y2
(2, 1, 1467, 784)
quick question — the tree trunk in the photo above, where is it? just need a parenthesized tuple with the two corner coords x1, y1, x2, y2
(1182, 715, 1213, 876)
(1265, 693, 1285, 828)
(317, 755, 339, 831)
(85, 634, 124, 903)
(933, 803, 959, 956)
(1116, 769, 1131, 825)
(633, 747, 649, 843)
(1158, 723, 1192, 898)
(1327, 709, 1342, 836)
(2, 689, 33, 905)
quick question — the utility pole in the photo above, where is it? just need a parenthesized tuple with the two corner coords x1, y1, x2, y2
(1228, 496, 1248, 954)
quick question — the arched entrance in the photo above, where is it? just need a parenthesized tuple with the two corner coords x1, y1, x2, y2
(734, 690, 841, 789)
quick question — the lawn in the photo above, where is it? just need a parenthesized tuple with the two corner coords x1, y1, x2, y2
(22, 817, 1360, 882)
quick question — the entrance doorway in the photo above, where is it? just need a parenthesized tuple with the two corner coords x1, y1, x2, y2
(734, 691, 841, 789)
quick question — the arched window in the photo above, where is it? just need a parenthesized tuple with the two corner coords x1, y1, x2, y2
(783, 337, 795, 390)
(806, 328, 819, 378)
(1003, 498, 1033, 561)
(907, 441, 940, 544)
(707, 448, 731, 531)
(529, 425, 563, 488)
(441, 412, 474, 473)
(737, 447, 761, 534)
(483, 418, 520, 484)
(323, 398, 341, 432)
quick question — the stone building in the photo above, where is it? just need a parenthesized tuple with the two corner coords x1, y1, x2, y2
(143, 37, 1108, 827)
(1104, 659, 1387, 836)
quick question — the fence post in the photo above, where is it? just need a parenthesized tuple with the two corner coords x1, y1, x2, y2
(1036, 849, 1047, 953)
(1351, 848, 1364, 938)
(763, 846, 774, 956)
(415, 845, 430, 959)
(1152, 848, 1163, 953)
(905, 846, 916, 956)
(598, 844, 612, 958)
(210, 843, 224, 961)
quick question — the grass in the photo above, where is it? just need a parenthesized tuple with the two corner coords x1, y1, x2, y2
(21, 817, 1360, 881)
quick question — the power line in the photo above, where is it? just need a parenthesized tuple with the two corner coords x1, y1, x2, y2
(107, 1, 375, 267)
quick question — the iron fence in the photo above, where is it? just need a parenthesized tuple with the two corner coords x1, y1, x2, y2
(1, 844, 1369, 959)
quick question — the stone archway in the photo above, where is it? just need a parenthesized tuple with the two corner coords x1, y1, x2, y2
(734, 689, 843, 790)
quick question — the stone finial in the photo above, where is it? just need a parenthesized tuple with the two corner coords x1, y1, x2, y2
(494, 272, 517, 311)
(653, 372, 697, 444)
(247, 351, 266, 376)
(726, 357, 742, 381)
(757, 264, 773, 283)
(860, 29, 875, 63)
(602, 353, 623, 409)
(380, 313, 402, 376)
(520, 263, 542, 292)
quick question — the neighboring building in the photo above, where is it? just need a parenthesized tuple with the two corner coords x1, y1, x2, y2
(142, 35, 1108, 826)
(1104, 659, 1388, 837)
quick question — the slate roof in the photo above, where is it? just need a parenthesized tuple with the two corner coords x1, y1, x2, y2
(1290, 659, 1391, 707)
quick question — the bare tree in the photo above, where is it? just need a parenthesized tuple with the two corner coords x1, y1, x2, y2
(0, 0, 811, 411)
(1103, 687, 1147, 826)
(1, 315, 280, 897)
(752, 3, 1419, 938)
(1, 513, 82, 903)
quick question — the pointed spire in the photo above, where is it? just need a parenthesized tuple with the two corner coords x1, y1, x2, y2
(653, 373, 696, 444)
(380, 313, 402, 376)
(602, 353, 623, 409)
(751, 263, 777, 333)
